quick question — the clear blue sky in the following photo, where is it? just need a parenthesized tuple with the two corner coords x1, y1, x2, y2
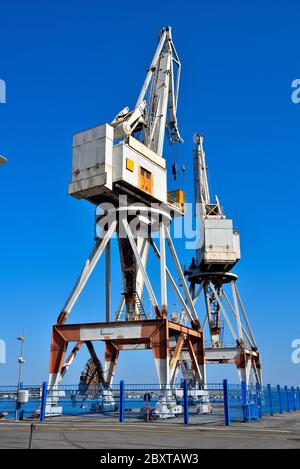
(0, 0, 299, 386)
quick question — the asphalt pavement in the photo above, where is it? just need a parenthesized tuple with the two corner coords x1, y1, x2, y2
(0, 412, 300, 449)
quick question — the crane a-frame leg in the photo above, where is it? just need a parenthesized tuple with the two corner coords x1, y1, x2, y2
(187, 272, 262, 386)
(104, 342, 119, 385)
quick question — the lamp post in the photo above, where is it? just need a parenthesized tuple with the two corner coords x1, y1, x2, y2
(15, 334, 25, 420)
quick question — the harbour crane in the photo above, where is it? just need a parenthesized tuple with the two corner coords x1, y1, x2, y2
(186, 133, 262, 385)
(49, 27, 205, 407)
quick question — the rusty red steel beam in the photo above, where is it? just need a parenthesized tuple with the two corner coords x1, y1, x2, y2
(52, 319, 202, 343)
(49, 319, 204, 382)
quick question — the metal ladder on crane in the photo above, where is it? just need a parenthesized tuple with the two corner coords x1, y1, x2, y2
(133, 291, 148, 320)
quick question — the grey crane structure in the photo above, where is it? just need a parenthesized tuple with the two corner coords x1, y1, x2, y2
(186, 133, 262, 385)
(49, 27, 205, 394)
(48, 25, 261, 392)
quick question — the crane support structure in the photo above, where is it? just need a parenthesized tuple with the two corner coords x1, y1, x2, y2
(49, 27, 205, 393)
(48, 27, 261, 393)
(186, 134, 262, 386)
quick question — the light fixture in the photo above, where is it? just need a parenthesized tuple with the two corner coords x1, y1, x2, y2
(0, 155, 7, 164)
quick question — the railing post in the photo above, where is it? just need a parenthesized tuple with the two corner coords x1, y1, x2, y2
(223, 379, 230, 426)
(291, 386, 297, 411)
(183, 379, 189, 425)
(40, 381, 47, 422)
(28, 423, 36, 449)
(119, 380, 125, 423)
(256, 382, 262, 418)
(297, 387, 300, 410)
(277, 385, 283, 414)
(285, 386, 290, 413)
(16, 382, 23, 421)
(241, 381, 247, 422)
(267, 384, 273, 416)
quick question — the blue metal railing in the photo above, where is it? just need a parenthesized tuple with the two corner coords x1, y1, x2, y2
(0, 381, 299, 425)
